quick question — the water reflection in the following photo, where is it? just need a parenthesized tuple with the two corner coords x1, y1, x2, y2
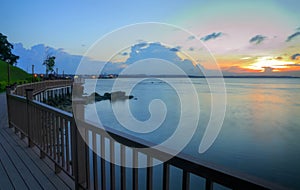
(84, 78, 300, 189)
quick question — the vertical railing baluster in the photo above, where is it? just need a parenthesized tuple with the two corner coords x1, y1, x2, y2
(33, 106, 37, 144)
(60, 117, 65, 169)
(70, 119, 74, 176)
(37, 109, 41, 147)
(49, 112, 53, 157)
(40, 109, 44, 148)
(182, 171, 190, 190)
(66, 119, 70, 172)
(132, 149, 138, 190)
(100, 135, 106, 190)
(54, 115, 62, 176)
(26, 89, 33, 145)
(56, 116, 61, 164)
(85, 128, 90, 189)
(46, 111, 49, 154)
(110, 140, 115, 190)
(92, 132, 98, 190)
(40, 109, 46, 159)
(53, 114, 57, 161)
(71, 119, 79, 190)
(205, 179, 213, 190)
(6, 87, 12, 128)
(120, 145, 126, 190)
(36, 107, 39, 144)
(147, 156, 153, 190)
(163, 163, 170, 190)
(30, 104, 34, 142)
(42, 110, 46, 152)
(40, 109, 43, 150)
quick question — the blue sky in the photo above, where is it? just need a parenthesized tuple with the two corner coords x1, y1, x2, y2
(1, 0, 300, 74)
(1, 0, 191, 54)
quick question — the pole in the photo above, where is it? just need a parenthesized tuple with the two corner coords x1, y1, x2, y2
(32, 65, 34, 82)
(26, 89, 34, 148)
(7, 63, 10, 85)
(6, 86, 12, 128)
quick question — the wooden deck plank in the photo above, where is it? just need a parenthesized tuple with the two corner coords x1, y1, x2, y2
(0, 129, 56, 190)
(2, 126, 71, 190)
(0, 144, 29, 189)
(0, 152, 14, 190)
(0, 140, 42, 190)
(0, 93, 72, 190)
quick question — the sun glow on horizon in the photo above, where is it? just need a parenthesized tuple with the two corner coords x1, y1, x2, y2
(244, 56, 295, 72)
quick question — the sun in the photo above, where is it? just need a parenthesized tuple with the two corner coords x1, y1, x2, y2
(245, 56, 294, 72)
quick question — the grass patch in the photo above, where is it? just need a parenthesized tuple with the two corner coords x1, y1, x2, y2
(0, 60, 33, 92)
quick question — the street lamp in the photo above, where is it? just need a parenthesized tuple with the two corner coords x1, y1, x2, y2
(32, 64, 34, 82)
(7, 62, 10, 85)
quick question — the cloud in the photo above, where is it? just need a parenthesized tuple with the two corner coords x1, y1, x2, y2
(188, 47, 194, 51)
(134, 42, 148, 48)
(187, 35, 196, 40)
(286, 32, 300, 42)
(223, 66, 253, 73)
(284, 63, 300, 67)
(240, 57, 252, 60)
(121, 52, 128, 56)
(169, 46, 182, 52)
(123, 42, 203, 76)
(170, 47, 179, 52)
(249, 35, 267, 44)
(200, 32, 222, 41)
(262, 67, 274, 74)
(12, 43, 82, 74)
(291, 53, 300, 60)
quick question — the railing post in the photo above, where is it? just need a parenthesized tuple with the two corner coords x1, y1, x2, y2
(205, 179, 213, 190)
(72, 78, 88, 190)
(26, 89, 34, 148)
(6, 86, 12, 128)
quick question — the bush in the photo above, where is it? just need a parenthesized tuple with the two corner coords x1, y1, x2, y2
(0, 81, 8, 92)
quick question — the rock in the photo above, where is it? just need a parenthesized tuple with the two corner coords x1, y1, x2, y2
(86, 91, 134, 103)
(42, 91, 135, 113)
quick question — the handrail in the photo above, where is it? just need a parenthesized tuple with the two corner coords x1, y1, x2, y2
(5, 81, 283, 190)
(77, 119, 279, 190)
(13, 80, 73, 96)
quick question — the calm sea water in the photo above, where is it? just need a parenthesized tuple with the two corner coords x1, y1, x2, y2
(84, 78, 300, 189)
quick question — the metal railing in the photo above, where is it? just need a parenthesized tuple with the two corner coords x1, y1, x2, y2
(6, 81, 276, 190)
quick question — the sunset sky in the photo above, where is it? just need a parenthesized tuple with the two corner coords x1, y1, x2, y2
(1, 0, 300, 75)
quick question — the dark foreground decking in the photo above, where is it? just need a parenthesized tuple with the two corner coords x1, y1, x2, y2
(0, 93, 72, 190)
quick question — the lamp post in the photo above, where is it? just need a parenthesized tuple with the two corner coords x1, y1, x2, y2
(7, 62, 10, 85)
(32, 64, 34, 82)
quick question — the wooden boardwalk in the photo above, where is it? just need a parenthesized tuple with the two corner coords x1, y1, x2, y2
(0, 93, 72, 190)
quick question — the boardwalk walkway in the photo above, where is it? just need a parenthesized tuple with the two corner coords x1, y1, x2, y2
(0, 93, 72, 190)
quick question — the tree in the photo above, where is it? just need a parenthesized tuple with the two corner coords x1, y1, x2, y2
(0, 33, 19, 84)
(43, 55, 56, 77)
(0, 33, 19, 65)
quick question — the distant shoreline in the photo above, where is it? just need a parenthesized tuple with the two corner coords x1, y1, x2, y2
(59, 74, 300, 79)
(94, 75, 300, 79)
(188, 75, 300, 78)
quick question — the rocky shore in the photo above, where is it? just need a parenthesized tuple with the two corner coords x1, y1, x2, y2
(44, 91, 134, 113)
